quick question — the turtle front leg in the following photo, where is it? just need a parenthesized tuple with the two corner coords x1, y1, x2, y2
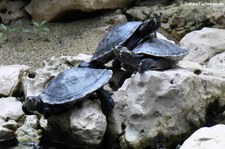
(42, 107, 52, 119)
(114, 46, 143, 69)
(138, 57, 174, 73)
(95, 87, 115, 115)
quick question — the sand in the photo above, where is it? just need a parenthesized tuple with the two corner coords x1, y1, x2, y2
(0, 12, 116, 68)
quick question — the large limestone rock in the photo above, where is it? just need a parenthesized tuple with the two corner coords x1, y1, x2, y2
(0, 65, 30, 97)
(180, 124, 225, 149)
(180, 27, 225, 64)
(45, 99, 107, 148)
(0, 97, 24, 140)
(108, 67, 225, 148)
(25, 0, 135, 21)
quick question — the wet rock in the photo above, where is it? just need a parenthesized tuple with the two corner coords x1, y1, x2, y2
(45, 99, 107, 148)
(0, 97, 24, 140)
(25, 0, 135, 21)
(108, 67, 225, 148)
(180, 27, 225, 64)
(0, 65, 30, 97)
(22, 54, 91, 97)
(0, 0, 27, 24)
(180, 124, 225, 149)
(15, 115, 42, 143)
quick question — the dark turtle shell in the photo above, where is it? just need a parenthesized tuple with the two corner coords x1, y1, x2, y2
(133, 38, 189, 61)
(91, 21, 142, 63)
(40, 67, 112, 105)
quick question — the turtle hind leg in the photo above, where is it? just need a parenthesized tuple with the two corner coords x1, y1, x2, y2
(138, 58, 173, 73)
(96, 88, 115, 115)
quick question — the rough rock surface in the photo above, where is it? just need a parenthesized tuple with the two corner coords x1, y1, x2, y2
(180, 27, 225, 64)
(25, 0, 135, 21)
(126, 4, 208, 40)
(207, 52, 225, 73)
(180, 124, 225, 149)
(45, 99, 107, 148)
(206, 6, 225, 27)
(0, 0, 27, 24)
(0, 97, 24, 140)
(22, 54, 91, 97)
(0, 65, 30, 97)
(108, 67, 225, 148)
(15, 115, 42, 143)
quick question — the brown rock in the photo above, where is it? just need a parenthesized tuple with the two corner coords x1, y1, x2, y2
(25, 0, 135, 21)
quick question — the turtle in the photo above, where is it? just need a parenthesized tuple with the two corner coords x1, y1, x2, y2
(114, 37, 189, 73)
(22, 67, 115, 119)
(79, 13, 162, 68)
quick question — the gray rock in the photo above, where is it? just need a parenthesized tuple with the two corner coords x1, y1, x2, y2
(180, 124, 225, 149)
(0, 97, 24, 140)
(0, 65, 30, 97)
(126, 4, 207, 40)
(25, 0, 135, 21)
(206, 6, 225, 27)
(0, 0, 27, 24)
(126, 6, 155, 20)
(180, 27, 225, 64)
(45, 99, 107, 148)
(108, 67, 225, 148)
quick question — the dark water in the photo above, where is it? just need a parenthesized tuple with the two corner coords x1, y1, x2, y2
(0, 138, 69, 149)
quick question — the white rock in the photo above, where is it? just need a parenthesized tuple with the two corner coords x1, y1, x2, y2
(180, 27, 225, 64)
(0, 97, 24, 140)
(108, 68, 225, 148)
(157, 32, 175, 44)
(178, 60, 225, 78)
(180, 124, 225, 149)
(0, 65, 30, 96)
(207, 52, 225, 73)
(46, 99, 107, 147)
(25, 0, 135, 21)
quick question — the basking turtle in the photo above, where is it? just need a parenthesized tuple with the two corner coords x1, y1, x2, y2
(23, 67, 114, 119)
(114, 38, 189, 73)
(80, 13, 161, 68)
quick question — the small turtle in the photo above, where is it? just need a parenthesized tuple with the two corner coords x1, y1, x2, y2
(80, 13, 161, 68)
(114, 38, 189, 73)
(22, 67, 114, 119)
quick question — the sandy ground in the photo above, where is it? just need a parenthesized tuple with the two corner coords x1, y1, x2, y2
(0, 12, 117, 68)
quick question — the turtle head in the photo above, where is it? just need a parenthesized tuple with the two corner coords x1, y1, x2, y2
(143, 12, 162, 33)
(25, 96, 43, 112)
(114, 46, 132, 58)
